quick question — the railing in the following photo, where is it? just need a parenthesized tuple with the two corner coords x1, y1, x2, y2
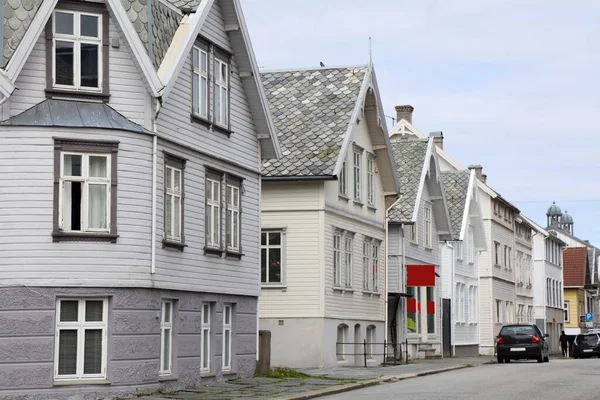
(335, 338, 410, 367)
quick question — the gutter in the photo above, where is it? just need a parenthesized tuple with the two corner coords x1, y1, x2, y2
(261, 175, 337, 182)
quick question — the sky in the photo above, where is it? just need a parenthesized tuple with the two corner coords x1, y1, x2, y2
(242, 0, 600, 246)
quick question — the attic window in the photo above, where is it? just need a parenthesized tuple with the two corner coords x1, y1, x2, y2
(46, 4, 109, 100)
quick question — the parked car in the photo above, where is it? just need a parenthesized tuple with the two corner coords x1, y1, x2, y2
(495, 324, 550, 364)
(573, 332, 600, 358)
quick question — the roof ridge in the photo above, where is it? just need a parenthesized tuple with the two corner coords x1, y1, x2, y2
(260, 65, 368, 74)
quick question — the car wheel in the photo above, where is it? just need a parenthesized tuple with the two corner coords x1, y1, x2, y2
(544, 355, 549, 362)
(537, 351, 544, 363)
(496, 355, 503, 364)
(505, 358, 510, 363)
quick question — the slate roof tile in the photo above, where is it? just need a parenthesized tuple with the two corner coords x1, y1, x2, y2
(151, 0, 182, 68)
(388, 138, 429, 223)
(260, 66, 367, 177)
(3, 0, 44, 67)
(440, 170, 470, 240)
(563, 247, 587, 287)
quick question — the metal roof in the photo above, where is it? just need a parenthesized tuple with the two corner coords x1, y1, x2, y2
(1, 99, 153, 134)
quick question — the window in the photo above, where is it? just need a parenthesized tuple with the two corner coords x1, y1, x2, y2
(410, 224, 418, 244)
(333, 232, 342, 287)
(495, 299, 502, 323)
(160, 301, 173, 375)
(424, 204, 432, 248)
(336, 324, 348, 361)
(467, 226, 475, 264)
(344, 235, 353, 288)
(55, 298, 107, 381)
(222, 304, 232, 371)
(564, 302, 570, 322)
(427, 287, 435, 334)
(54, 140, 118, 241)
(362, 241, 370, 290)
(371, 243, 380, 292)
(164, 156, 184, 245)
(192, 45, 209, 119)
(407, 286, 420, 334)
(51, 10, 104, 91)
(226, 179, 241, 252)
(353, 149, 362, 201)
(339, 161, 347, 197)
(213, 56, 229, 127)
(366, 325, 376, 359)
(494, 242, 501, 265)
(469, 286, 478, 323)
(200, 303, 211, 372)
(261, 231, 283, 284)
(367, 156, 375, 206)
(507, 247, 512, 269)
(455, 242, 463, 260)
(205, 174, 221, 248)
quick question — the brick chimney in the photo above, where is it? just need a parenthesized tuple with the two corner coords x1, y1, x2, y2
(395, 105, 414, 124)
(481, 174, 488, 184)
(468, 165, 484, 182)
(429, 131, 443, 150)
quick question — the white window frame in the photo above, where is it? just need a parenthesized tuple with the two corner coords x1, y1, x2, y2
(213, 57, 229, 127)
(52, 10, 102, 91)
(205, 176, 221, 248)
(366, 156, 375, 206)
(564, 301, 570, 322)
(424, 204, 432, 248)
(226, 183, 240, 251)
(353, 149, 361, 201)
(494, 242, 501, 265)
(59, 152, 111, 233)
(261, 230, 284, 285)
(455, 242, 463, 260)
(336, 324, 347, 361)
(366, 326, 376, 359)
(165, 165, 182, 241)
(339, 161, 347, 197)
(200, 303, 211, 373)
(343, 235, 353, 288)
(371, 242, 380, 292)
(362, 240, 371, 290)
(410, 223, 418, 244)
(160, 300, 173, 376)
(222, 304, 232, 371)
(54, 298, 108, 381)
(467, 226, 475, 264)
(192, 46, 209, 119)
(495, 299, 502, 323)
(333, 232, 342, 287)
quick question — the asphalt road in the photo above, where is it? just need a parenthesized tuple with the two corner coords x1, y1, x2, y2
(323, 358, 600, 400)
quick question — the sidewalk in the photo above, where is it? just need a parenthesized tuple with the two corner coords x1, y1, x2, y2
(134, 356, 494, 400)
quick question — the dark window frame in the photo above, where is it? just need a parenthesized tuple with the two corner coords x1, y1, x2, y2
(45, 0, 110, 101)
(163, 153, 187, 250)
(191, 37, 232, 137)
(204, 167, 244, 259)
(53, 138, 119, 243)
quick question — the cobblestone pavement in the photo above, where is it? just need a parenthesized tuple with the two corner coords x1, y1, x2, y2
(136, 356, 495, 400)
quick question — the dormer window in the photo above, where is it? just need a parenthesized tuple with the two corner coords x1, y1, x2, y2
(46, 4, 109, 99)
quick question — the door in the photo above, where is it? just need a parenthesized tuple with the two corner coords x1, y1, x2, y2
(442, 298, 452, 357)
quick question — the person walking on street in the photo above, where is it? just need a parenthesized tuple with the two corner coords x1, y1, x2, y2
(559, 331, 568, 357)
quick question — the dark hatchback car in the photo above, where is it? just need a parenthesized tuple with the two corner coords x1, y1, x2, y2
(573, 332, 600, 358)
(496, 324, 549, 364)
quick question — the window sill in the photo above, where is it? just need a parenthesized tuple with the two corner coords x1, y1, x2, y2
(493, 264, 502, 268)
(190, 114, 232, 137)
(201, 371, 216, 378)
(424, 246, 433, 251)
(213, 123, 233, 136)
(362, 290, 381, 297)
(162, 239, 187, 251)
(367, 205, 377, 212)
(53, 378, 111, 386)
(222, 371, 237, 377)
(46, 88, 110, 102)
(158, 375, 178, 382)
(339, 194, 350, 202)
(261, 284, 287, 291)
(204, 246, 224, 256)
(332, 287, 354, 294)
(409, 241, 419, 247)
(52, 232, 119, 243)
(353, 199, 364, 207)
(225, 250, 244, 260)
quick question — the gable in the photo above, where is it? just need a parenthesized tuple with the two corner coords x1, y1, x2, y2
(440, 170, 469, 240)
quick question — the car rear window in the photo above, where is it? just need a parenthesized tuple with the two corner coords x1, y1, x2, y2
(500, 326, 537, 336)
(577, 334, 599, 345)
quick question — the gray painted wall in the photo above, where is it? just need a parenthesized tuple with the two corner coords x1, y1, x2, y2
(0, 286, 256, 400)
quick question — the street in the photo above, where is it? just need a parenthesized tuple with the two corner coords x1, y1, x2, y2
(323, 358, 600, 400)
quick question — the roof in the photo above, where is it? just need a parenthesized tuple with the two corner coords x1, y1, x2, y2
(0, 99, 152, 134)
(563, 247, 587, 287)
(3, 0, 44, 68)
(388, 138, 429, 223)
(151, 0, 184, 69)
(547, 202, 562, 216)
(260, 66, 367, 177)
(440, 170, 470, 240)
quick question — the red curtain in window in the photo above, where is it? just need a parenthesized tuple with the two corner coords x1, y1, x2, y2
(427, 301, 435, 315)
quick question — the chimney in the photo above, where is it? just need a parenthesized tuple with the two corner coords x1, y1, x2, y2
(429, 131, 443, 150)
(395, 105, 414, 124)
(482, 174, 488, 184)
(468, 165, 484, 182)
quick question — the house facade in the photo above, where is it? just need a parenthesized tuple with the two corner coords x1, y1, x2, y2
(514, 217, 535, 325)
(0, 0, 279, 398)
(562, 248, 590, 335)
(258, 64, 400, 368)
(439, 169, 487, 357)
(386, 132, 453, 360)
(526, 216, 566, 354)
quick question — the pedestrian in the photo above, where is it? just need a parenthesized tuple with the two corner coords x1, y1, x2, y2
(559, 331, 568, 357)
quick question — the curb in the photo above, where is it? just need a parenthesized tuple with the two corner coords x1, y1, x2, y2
(274, 361, 495, 400)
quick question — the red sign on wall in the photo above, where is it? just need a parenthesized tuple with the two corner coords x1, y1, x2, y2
(406, 264, 436, 287)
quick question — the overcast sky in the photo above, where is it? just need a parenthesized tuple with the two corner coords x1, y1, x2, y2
(243, 0, 600, 245)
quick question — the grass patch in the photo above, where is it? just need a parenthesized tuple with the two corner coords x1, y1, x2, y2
(256, 367, 311, 379)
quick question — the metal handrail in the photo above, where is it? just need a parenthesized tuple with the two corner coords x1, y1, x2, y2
(335, 338, 410, 367)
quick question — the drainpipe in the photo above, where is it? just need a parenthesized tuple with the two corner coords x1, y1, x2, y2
(401, 223, 406, 351)
(447, 242, 456, 357)
(151, 98, 162, 274)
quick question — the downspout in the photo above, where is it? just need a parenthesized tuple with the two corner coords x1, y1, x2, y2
(151, 98, 162, 274)
(401, 223, 406, 348)
(447, 242, 456, 357)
